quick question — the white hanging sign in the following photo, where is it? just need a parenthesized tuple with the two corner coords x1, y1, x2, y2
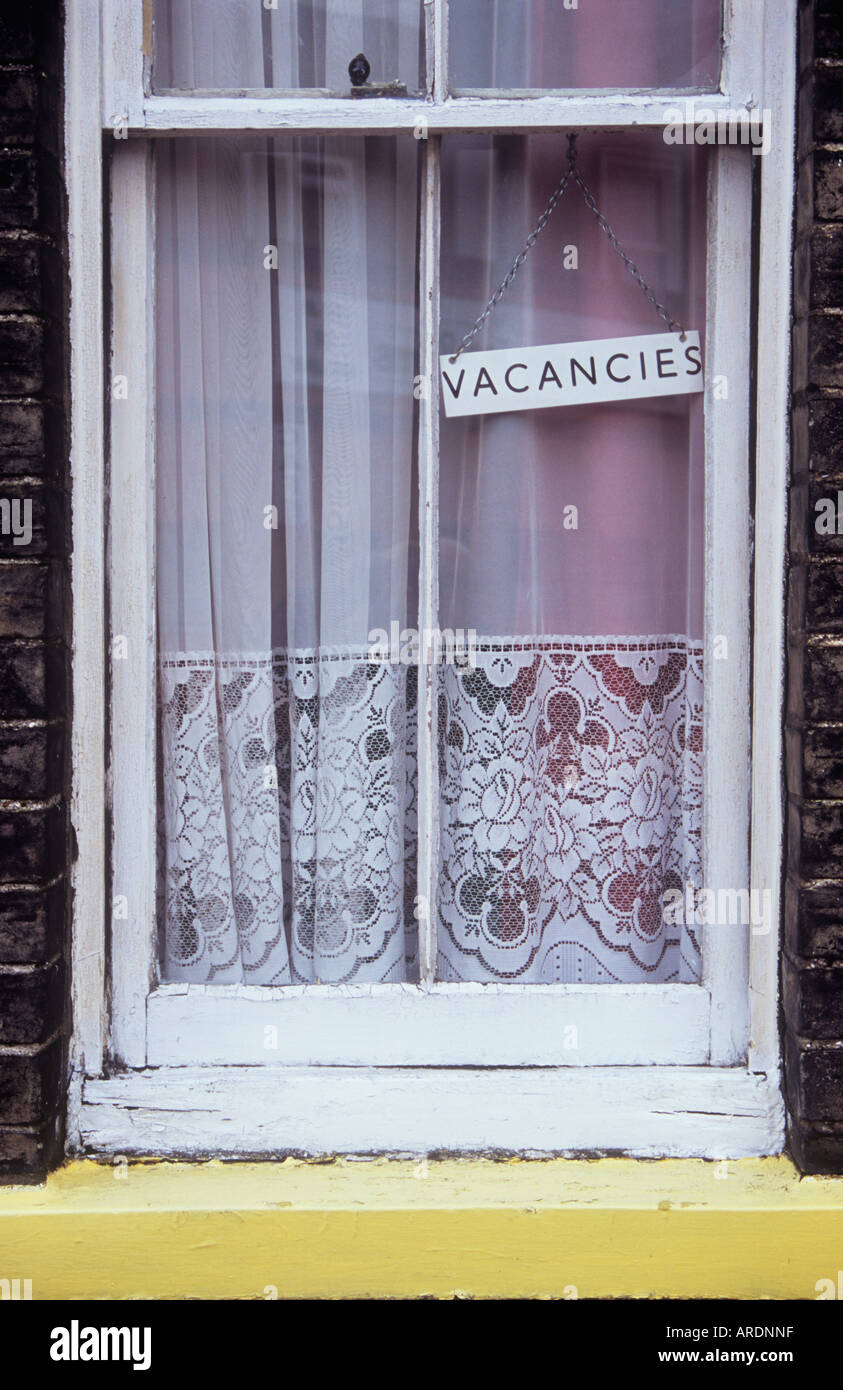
(440, 331, 702, 419)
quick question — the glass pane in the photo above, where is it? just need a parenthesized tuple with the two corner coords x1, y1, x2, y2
(155, 137, 420, 985)
(438, 132, 707, 983)
(450, 0, 721, 90)
(154, 0, 425, 92)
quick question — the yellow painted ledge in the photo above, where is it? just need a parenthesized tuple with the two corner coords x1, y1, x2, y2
(1, 1156, 843, 1299)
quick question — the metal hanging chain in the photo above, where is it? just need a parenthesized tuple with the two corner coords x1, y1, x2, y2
(570, 159, 687, 343)
(449, 133, 687, 364)
(447, 137, 578, 364)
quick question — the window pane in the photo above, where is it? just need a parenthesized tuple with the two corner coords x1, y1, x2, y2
(438, 132, 707, 983)
(449, 0, 721, 90)
(153, 0, 426, 93)
(155, 137, 420, 985)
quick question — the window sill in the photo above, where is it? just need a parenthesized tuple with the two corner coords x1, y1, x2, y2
(73, 1064, 785, 1158)
(0, 1156, 840, 1299)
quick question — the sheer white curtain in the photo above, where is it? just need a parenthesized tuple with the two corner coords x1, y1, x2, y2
(449, 0, 721, 90)
(154, 0, 424, 92)
(156, 7, 421, 984)
(438, 130, 707, 983)
(157, 129, 419, 983)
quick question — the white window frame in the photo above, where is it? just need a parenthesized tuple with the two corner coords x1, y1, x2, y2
(66, 0, 793, 1157)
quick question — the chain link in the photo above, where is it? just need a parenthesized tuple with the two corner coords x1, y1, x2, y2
(449, 134, 687, 363)
(571, 165, 686, 340)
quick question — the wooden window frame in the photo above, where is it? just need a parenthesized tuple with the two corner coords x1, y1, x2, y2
(65, 0, 793, 1157)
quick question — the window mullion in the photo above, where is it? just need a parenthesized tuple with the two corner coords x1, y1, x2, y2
(102, 0, 148, 131)
(416, 134, 442, 987)
(432, 0, 449, 101)
(720, 0, 765, 107)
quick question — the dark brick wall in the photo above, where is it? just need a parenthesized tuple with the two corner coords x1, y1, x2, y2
(0, 1, 69, 1181)
(786, 0, 843, 1173)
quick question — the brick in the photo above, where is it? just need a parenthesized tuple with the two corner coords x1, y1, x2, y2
(806, 557, 843, 628)
(815, 1, 843, 62)
(785, 956, 843, 1037)
(0, 316, 63, 399)
(793, 312, 843, 394)
(0, 1119, 62, 1182)
(794, 224, 843, 313)
(0, 2, 36, 65)
(786, 875, 843, 960)
(815, 150, 843, 220)
(786, 1034, 843, 1123)
(798, 151, 843, 226)
(0, 70, 37, 142)
(0, 401, 65, 479)
(0, 150, 62, 236)
(0, 70, 60, 156)
(0, 238, 63, 317)
(0, 964, 63, 1045)
(0, 315, 45, 394)
(786, 480, 843, 567)
(0, 722, 62, 799)
(0, 642, 45, 718)
(790, 797, 843, 878)
(0, 641, 65, 719)
(0, 880, 65, 964)
(797, 723, 843, 798)
(0, 1037, 61, 1127)
(0, 802, 66, 883)
(798, 66, 843, 152)
(796, 398, 843, 481)
(787, 1117, 843, 1174)
(798, 640, 843, 721)
(0, 561, 64, 640)
(0, 725, 47, 799)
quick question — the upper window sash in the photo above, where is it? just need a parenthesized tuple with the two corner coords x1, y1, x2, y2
(102, 0, 767, 136)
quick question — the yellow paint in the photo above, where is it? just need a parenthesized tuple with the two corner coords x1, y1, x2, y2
(1, 1156, 842, 1299)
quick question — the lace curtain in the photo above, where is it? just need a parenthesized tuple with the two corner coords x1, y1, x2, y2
(155, 3, 707, 987)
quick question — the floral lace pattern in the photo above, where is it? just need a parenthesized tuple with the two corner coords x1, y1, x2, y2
(437, 638, 703, 983)
(159, 651, 417, 983)
(159, 637, 702, 986)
